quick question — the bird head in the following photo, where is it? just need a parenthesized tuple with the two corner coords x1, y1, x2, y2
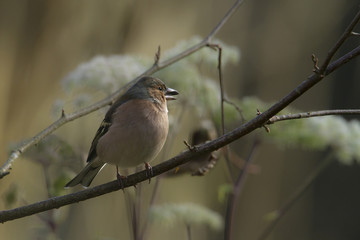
(130, 76, 179, 104)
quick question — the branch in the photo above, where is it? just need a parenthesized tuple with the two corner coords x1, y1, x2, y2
(318, 9, 360, 73)
(267, 109, 360, 124)
(324, 45, 360, 75)
(0, 0, 247, 178)
(1, 105, 115, 179)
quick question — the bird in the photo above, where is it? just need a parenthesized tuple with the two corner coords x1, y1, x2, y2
(65, 76, 179, 188)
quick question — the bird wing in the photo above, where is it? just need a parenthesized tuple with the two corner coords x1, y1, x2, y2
(86, 95, 132, 163)
(86, 119, 111, 162)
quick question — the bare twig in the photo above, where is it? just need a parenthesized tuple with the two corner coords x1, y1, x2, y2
(324, 45, 360, 75)
(257, 109, 271, 133)
(267, 109, 360, 124)
(225, 140, 260, 240)
(207, 43, 225, 135)
(224, 97, 246, 123)
(132, 202, 138, 240)
(142, 0, 247, 75)
(138, 176, 161, 240)
(134, 181, 142, 240)
(154, 46, 161, 66)
(311, 54, 320, 73)
(257, 154, 334, 240)
(183, 140, 197, 152)
(207, 43, 235, 181)
(205, 0, 246, 42)
(1, 105, 116, 179)
(186, 224, 192, 240)
(0, 0, 247, 178)
(318, 9, 360, 73)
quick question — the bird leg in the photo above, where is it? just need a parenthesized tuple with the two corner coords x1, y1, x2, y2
(116, 165, 126, 191)
(144, 162, 153, 183)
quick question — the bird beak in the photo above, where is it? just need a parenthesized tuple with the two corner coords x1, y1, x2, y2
(165, 87, 179, 100)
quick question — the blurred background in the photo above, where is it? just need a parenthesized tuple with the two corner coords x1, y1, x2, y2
(1, 0, 360, 239)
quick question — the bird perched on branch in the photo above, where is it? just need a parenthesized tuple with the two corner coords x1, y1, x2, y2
(65, 76, 179, 187)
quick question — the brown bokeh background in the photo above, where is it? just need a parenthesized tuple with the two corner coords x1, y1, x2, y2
(1, 0, 360, 239)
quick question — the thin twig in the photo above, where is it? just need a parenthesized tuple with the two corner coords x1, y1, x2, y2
(134, 181, 142, 240)
(207, 43, 234, 181)
(205, 0, 246, 42)
(0, 0, 247, 179)
(311, 54, 320, 73)
(138, 176, 161, 240)
(224, 98, 246, 123)
(257, 154, 334, 240)
(183, 140, 197, 152)
(132, 203, 138, 240)
(224, 140, 260, 240)
(154, 46, 161, 66)
(124, 191, 136, 240)
(207, 44, 225, 135)
(324, 45, 360, 75)
(0, 5, 359, 225)
(257, 109, 270, 133)
(0, 99, 120, 179)
(186, 224, 192, 240)
(267, 109, 360, 124)
(318, 10, 360, 73)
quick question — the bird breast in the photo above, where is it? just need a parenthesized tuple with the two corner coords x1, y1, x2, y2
(96, 99, 169, 168)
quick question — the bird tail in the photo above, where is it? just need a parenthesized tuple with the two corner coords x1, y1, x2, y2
(65, 159, 106, 188)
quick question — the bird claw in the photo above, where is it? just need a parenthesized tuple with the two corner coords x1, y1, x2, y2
(116, 166, 127, 191)
(144, 162, 153, 183)
(116, 173, 127, 191)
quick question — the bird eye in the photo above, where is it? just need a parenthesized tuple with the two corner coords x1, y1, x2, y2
(158, 86, 163, 91)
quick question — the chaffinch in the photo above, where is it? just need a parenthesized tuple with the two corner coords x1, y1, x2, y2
(65, 76, 179, 187)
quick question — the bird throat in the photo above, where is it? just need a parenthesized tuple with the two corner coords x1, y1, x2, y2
(151, 98, 168, 113)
